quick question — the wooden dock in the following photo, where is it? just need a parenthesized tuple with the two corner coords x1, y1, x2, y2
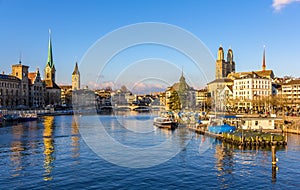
(188, 125, 287, 147)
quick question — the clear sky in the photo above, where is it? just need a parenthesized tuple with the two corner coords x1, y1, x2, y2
(1, 0, 300, 92)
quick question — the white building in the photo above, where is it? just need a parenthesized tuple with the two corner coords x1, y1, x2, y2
(233, 73, 272, 110)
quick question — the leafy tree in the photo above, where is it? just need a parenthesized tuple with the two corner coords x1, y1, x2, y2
(168, 90, 181, 111)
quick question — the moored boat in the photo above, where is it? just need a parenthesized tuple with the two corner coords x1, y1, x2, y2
(153, 117, 178, 130)
(208, 116, 236, 134)
(3, 114, 20, 122)
(18, 113, 38, 122)
(208, 124, 236, 134)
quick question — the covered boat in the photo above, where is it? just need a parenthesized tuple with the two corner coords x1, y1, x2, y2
(208, 124, 236, 134)
(207, 116, 236, 134)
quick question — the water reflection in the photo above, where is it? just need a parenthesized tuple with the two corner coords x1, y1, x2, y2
(43, 116, 55, 181)
(10, 123, 24, 177)
(71, 116, 80, 159)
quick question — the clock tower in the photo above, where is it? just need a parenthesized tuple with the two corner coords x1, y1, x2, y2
(72, 61, 80, 90)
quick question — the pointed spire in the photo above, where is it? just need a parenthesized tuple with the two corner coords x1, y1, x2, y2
(47, 29, 54, 68)
(72, 61, 80, 75)
(180, 65, 185, 82)
(262, 46, 266, 71)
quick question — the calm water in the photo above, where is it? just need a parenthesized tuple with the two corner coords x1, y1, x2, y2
(0, 114, 300, 189)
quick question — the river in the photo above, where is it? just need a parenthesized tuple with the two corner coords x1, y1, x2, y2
(0, 113, 299, 189)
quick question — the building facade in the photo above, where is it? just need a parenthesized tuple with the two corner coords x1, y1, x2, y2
(280, 79, 300, 110)
(11, 63, 30, 106)
(0, 74, 21, 108)
(28, 68, 46, 108)
(233, 73, 272, 110)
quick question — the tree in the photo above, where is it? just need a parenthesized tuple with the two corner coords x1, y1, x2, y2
(168, 90, 181, 111)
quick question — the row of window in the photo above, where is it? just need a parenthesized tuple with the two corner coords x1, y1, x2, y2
(0, 82, 20, 88)
(235, 80, 270, 85)
(235, 85, 270, 90)
(235, 91, 271, 96)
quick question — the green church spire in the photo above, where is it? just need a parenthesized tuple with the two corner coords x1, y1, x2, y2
(47, 29, 54, 68)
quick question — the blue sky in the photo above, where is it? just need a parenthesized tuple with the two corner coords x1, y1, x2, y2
(0, 0, 300, 92)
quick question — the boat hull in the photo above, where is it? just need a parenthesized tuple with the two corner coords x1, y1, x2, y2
(154, 122, 178, 130)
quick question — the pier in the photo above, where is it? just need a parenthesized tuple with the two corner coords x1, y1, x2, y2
(188, 124, 287, 147)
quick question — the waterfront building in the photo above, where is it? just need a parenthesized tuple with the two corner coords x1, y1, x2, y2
(195, 88, 208, 109)
(0, 62, 46, 109)
(219, 85, 233, 111)
(208, 46, 275, 112)
(233, 73, 272, 111)
(208, 47, 236, 110)
(207, 78, 233, 111)
(43, 30, 61, 106)
(279, 79, 300, 110)
(72, 62, 80, 91)
(0, 73, 21, 108)
(28, 68, 46, 108)
(11, 63, 30, 106)
(59, 85, 72, 106)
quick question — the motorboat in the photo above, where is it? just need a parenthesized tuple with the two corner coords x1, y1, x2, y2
(18, 113, 38, 122)
(153, 117, 178, 130)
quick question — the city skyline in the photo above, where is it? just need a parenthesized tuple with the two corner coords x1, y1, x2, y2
(1, 0, 300, 91)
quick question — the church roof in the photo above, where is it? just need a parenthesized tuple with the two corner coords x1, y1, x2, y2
(227, 70, 274, 80)
(72, 62, 80, 75)
(207, 78, 233, 85)
(43, 79, 61, 89)
(47, 29, 54, 69)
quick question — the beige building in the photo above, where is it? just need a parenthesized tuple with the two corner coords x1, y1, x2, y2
(11, 63, 29, 106)
(195, 88, 208, 109)
(207, 78, 234, 110)
(280, 79, 300, 109)
(233, 73, 272, 110)
(60, 85, 72, 106)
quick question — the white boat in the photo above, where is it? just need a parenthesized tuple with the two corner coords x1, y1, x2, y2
(153, 117, 178, 130)
(18, 113, 38, 122)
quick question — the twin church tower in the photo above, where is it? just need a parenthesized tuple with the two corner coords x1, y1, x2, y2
(215, 46, 235, 79)
(44, 30, 80, 91)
